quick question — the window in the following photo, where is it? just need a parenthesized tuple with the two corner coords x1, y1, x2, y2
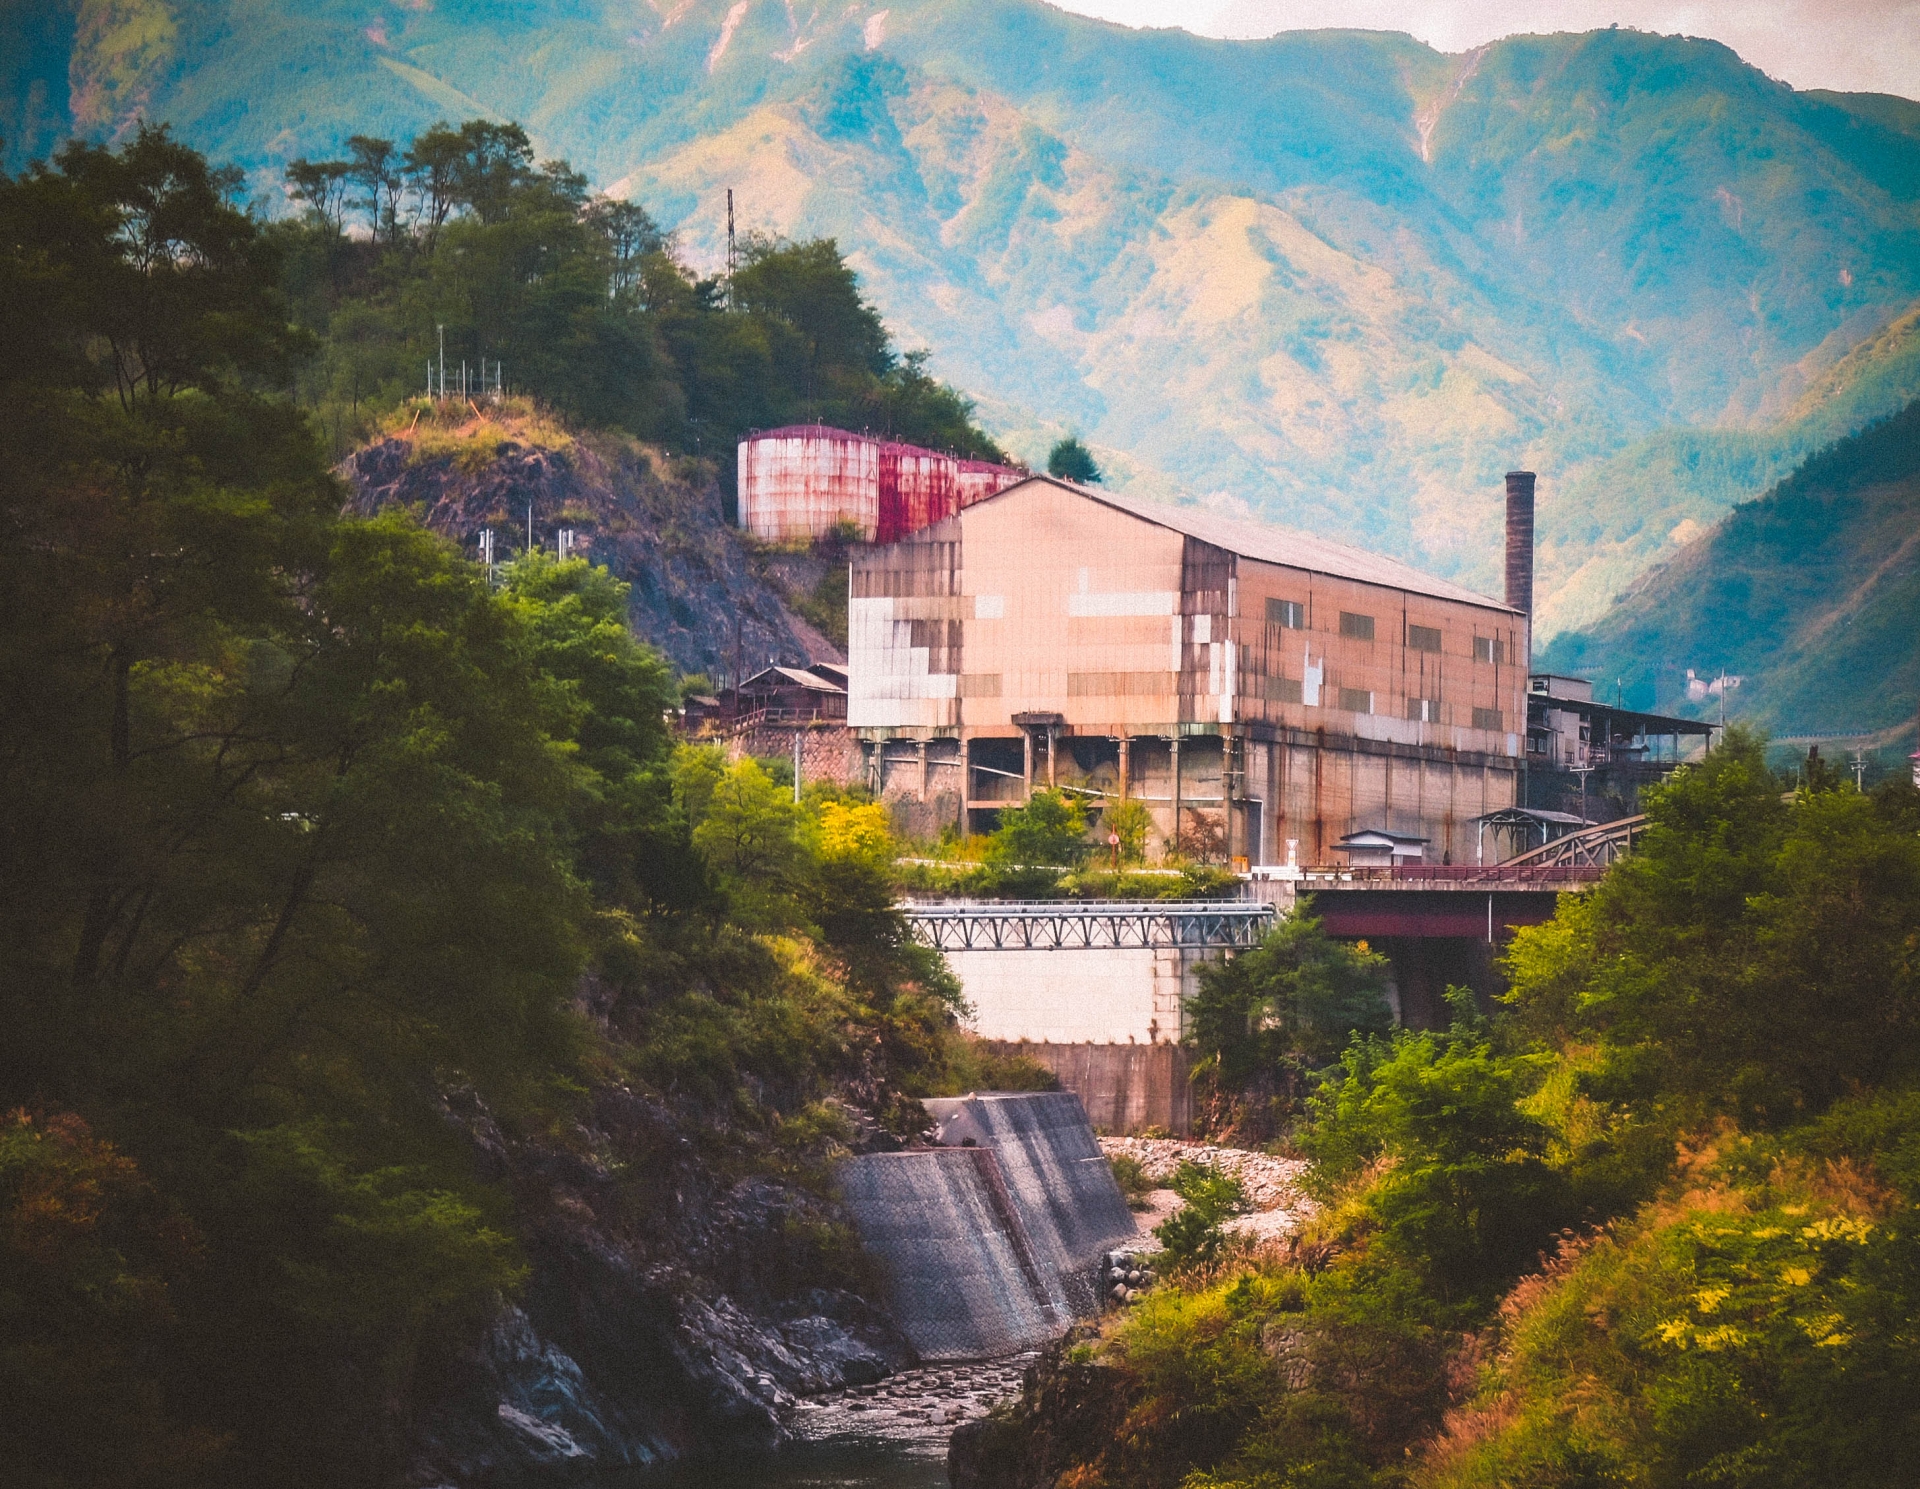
(1266, 597, 1306, 628)
(1338, 687, 1374, 714)
(1474, 636, 1506, 665)
(1407, 623, 1442, 653)
(1407, 697, 1440, 722)
(1339, 611, 1375, 641)
(1264, 675, 1303, 704)
(1472, 706, 1503, 731)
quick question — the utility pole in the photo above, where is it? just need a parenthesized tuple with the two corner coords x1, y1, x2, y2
(437, 324, 445, 401)
(726, 188, 737, 285)
(526, 500, 534, 555)
(1852, 749, 1867, 792)
(793, 729, 802, 805)
(1571, 754, 1596, 824)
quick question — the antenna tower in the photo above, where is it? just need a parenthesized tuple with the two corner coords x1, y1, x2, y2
(726, 188, 737, 290)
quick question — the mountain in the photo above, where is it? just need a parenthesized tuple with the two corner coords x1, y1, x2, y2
(1538, 399, 1920, 740)
(10, 0, 1920, 632)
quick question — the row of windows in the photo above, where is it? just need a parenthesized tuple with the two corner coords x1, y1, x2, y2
(1261, 597, 1507, 662)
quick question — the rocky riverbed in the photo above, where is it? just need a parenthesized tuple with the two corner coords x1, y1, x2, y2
(786, 1353, 1041, 1445)
(1098, 1136, 1316, 1243)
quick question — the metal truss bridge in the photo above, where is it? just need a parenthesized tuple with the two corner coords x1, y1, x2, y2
(902, 899, 1275, 952)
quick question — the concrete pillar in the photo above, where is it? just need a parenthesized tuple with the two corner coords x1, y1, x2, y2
(1118, 736, 1131, 801)
(1047, 726, 1057, 789)
(1170, 736, 1182, 856)
(917, 739, 928, 803)
(1022, 729, 1033, 801)
(1223, 734, 1235, 865)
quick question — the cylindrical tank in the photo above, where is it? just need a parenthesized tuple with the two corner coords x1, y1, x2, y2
(737, 426, 880, 541)
(955, 458, 1025, 509)
(737, 427, 1026, 544)
(878, 442, 959, 543)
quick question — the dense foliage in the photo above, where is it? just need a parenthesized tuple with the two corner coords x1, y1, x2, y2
(0, 128, 992, 1488)
(276, 117, 1005, 467)
(1186, 910, 1395, 1138)
(980, 730, 1920, 1489)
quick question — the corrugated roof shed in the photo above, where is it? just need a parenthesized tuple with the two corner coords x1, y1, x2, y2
(991, 477, 1518, 614)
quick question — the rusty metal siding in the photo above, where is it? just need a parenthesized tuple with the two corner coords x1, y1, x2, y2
(849, 478, 1523, 864)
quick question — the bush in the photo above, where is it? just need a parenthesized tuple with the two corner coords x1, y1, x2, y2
(1154, 1160, 1251, 1267)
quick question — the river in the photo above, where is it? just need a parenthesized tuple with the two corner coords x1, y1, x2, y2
(604, 1354, 1036, 1489)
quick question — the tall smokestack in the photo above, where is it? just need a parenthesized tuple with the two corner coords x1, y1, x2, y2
(1504, 470, 1536, 621)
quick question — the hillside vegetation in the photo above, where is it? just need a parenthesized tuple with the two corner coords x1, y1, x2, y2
(12, 0, 1920, 627)
(0, 126, 1032, 1488)
(1541, 400, 1920, 739)
(955, 735, 1920, 1489)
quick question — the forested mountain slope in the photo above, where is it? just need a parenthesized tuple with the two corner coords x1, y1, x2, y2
(1540, 400, 1920, 738)
(9, 0, 1920, 632)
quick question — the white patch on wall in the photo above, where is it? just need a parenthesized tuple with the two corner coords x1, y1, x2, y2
(1191, 613, 1212, 643)
(848, 597, 956, 728)
(1220, 640, 1236, 724)
(1170, 614, 1182, 672)
(1301, 646, 1323, 707)
(975, 593, 1006, 619)
(1066, 590, 1176, 617)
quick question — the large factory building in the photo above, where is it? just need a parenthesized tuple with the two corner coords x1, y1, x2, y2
(850, 474, 1537, 865)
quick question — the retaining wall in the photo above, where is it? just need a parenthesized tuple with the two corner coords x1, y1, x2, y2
(836, 1092, 1135, 1360)
(987, 1041, 1193, 1136)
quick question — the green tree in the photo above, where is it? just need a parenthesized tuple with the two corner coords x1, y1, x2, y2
(987, 788, 1090, 868)
(1304, 991, 1568, 1312)
(1048, 435, 1101, 483)
(1188, 907, 1395, 1088)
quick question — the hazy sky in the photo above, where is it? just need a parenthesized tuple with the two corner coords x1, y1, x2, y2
(1051, 1, 1920, 98)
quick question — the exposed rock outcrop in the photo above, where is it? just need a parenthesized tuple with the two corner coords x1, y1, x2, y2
(339, 420, 841, 678)
(406, 1085, 911, 1485)
(947, 1329, 1140, 1489)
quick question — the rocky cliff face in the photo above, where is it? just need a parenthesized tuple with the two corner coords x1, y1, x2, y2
(340, 423, 842, 679)
(409, 1081, 911, 1485)
(947, 1328, 1141, 1489)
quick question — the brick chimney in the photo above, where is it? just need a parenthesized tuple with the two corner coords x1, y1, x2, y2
(1504, 470, 1536, 619)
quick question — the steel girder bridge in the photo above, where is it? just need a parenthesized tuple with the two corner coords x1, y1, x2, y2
(902, 900, 1275, 952)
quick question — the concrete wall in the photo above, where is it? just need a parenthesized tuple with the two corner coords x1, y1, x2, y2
(988, 1040, 1193, 1135)
(837, 1093, 1135, 1360)
(836, 1149, 1062, 1360)
(946, 944, 1216, 1045)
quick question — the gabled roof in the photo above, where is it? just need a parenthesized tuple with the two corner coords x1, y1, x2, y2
(1335, 829, 1432, 847)
(740, 664, 846, 694)
(988, 476, 1518, 614)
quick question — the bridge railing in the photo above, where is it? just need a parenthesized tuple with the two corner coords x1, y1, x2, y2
(901, 899, 1274, 951)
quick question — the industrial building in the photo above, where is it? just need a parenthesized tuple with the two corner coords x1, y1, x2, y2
(736, 426, 1027, 543)
(849, 473, 1539, 864)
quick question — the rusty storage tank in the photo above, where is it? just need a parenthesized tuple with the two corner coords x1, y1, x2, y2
(737, 425, 881, 541)
(877, 441, 959, 544)
(955, 457, 1025, 510)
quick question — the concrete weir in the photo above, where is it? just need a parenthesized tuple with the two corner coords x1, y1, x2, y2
(837, 1092, 1136, 1360)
